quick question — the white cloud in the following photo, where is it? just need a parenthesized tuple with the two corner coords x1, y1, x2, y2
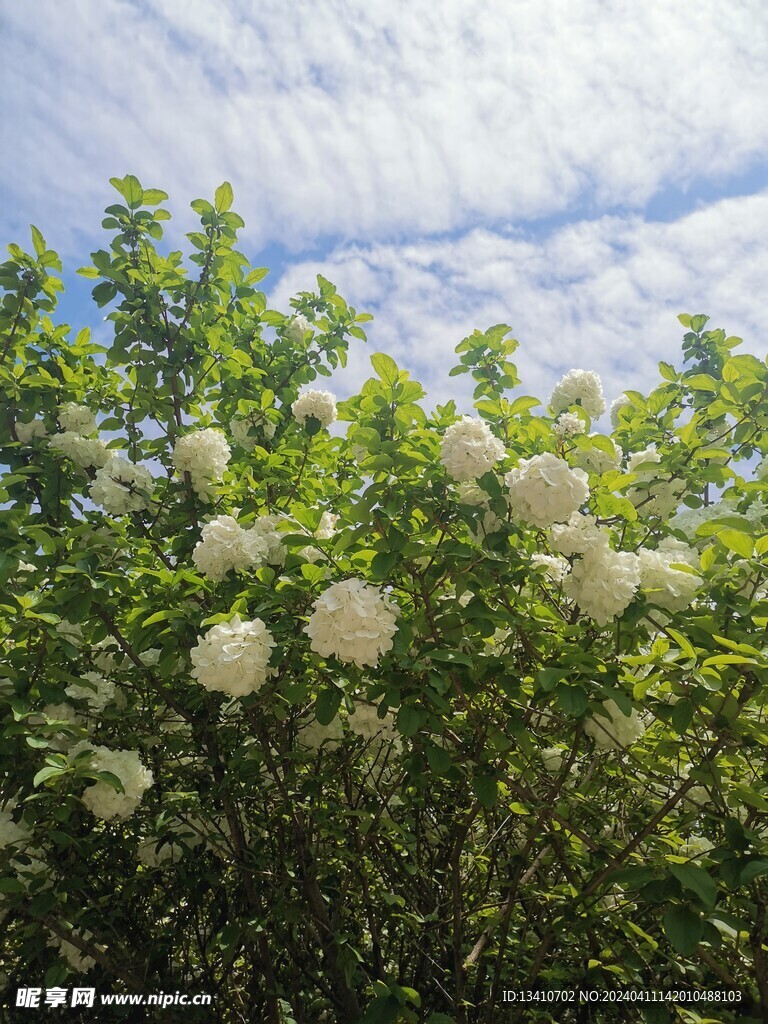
(1, 0, 768, 254)
(269, 191, 768, 411)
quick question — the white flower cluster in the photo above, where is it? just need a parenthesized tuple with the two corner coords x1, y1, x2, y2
(79, 746, 154, 820)
(549, 369, 606, 419)
(15, 418, 48, 444)
(50, 431, 110, 468)
(291, 389, 338, 429)
(298, 714, 344, 751)
(550, 512, 604, 557)
(455, 482, 504, 539)
(610, 396, 631, 428)
(638, 539, 700, 612)
(137, 818, 203, 868)
(59, 403, 97, 435)
(305, 579, 399, 668)
(440, 416, 506, 482)
(286, 313, 313, 342)
(249, 514, 287, 565)
(506, 454, 589, 528)
(347, 702, 399, 744)
(230, 410, 277, 448)
(570, 436, 621, 477)
(584, 699, 645, 750)
(65, 671, 116, 712)
(563, 545, 641, 626)
(531, 553, 569, 583)
(90, 456, 153, 514)
(192, 515, 269, 581)
(48, 932, 96, 973)
(552, 412, 586, 440)
(172, 428, 231, 496)
(627, 446, 686, 519)
(668, 501, 738, 542)
(190, 615, 275, 697)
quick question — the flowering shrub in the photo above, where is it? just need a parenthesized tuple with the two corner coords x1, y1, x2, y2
(1, 178, 768, 1023)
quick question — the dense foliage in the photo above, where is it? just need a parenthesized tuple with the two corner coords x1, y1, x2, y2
(2, 178, 768, 1023)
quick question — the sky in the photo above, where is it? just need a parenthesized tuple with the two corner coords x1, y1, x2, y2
(2, 0, 768, 414)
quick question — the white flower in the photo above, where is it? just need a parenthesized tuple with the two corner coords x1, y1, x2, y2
(540, 746, 566, 773)
(347, 702, 399, 744)
(564, 546, 640, 625)
(286, 313, 313, 342)
(50, 431, 110, 468)
(550, 513, 607, 557)
(627, 446, 662, 474)
(172, 428, 231, 497)
(57, 619, 84, 645)
(553, 412, 586, 439)
(59, 402, 97, 435)
(610, 396, 631, 428)
(298, 714, 344, 751)
(79, 746, 154, 820)
(230, 410, 276, 448)
(584, 699, 645, 750)
(440, 416, 506, 482)
(48, 932, 97, 973)
(637, 541, 700, 612)
(305, 579, 399, 668)
(192, 515, 269, 581)
(315, 511, 339, 540)
(531, 553, 568, 583)
(549, 369, 606, 419)
(668, 502, 740, 542)
(90, 456, 153, 514)
(626, 446, 685, 518)
(570, 435, 621, 477)
(190, 615, 275, 697)
(292, 389, 337, 429)
(248, 514, 287, 565)
(679, 834, 715, 860)
(755, 455, 768, 480)
(456, 482, 491, 506)
(15, 418, 48, 444)
(506, 454, 589, 528)
(65, 672, 116, 712)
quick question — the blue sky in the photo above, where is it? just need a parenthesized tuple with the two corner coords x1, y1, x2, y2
(2, 0, 768, 412)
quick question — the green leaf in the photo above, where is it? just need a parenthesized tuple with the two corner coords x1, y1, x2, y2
(425, 743, 452, 775)
(557, 683, 588, 717)
(739, 860, 768, 885)
(141, 188, 169, 205)
(0, 877, 25, 894)
(30, 224, 46, 257)
(33, 765, 65, 787)
(370, 352, 399, 387)
(670, 864, 717, 907)
(666, 628, 696, 661)
(315, 688, 341, 726)
(110, 174, 143, 209)
(473, 775, 498, 809)
(396, 705, 421, 738)
(214, 181, 234, 213)
(358, 995, 401, 1024)
(663, 905, 703, 955)
(718, 529, 754, 558)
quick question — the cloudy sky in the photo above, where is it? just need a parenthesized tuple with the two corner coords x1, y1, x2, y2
(2, 0, 768, 411)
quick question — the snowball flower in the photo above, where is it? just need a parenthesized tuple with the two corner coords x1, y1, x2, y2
(626, 446, 685, 518)
(564, 546, 640, 625)
(440, 416, 506, 482)
(584, 699, 645, 750)
(610, 396, 631, 428)
(0, 807, 30, 849)
(550, 513, 607, 556)
(172, 428, 231, 497)
(65, 671, 116, 712)
(15, 418, 48, 444)
(531, 553, 569, 583)
(190, 614, 276, 697)
(48, 932, 97, 973)
(553, 412, 586, 439)
(668, 502, 737, 542)
(637, 541, 700, 612)
(249, 514, 287, 565)
(298, 714, 344, 751)
(506, 454, 589, 528)
(315, 511, 339, 539)
(59, 402, 97, 435)
(549, 369, 606, 419)
(80, 746, 154, 820)
(192, 515, 269, 581)
(90, 456, 153, 514)
(286, 313, 313, 342)
(50, 431, 110, 468)
(230, 410, 276, 447)
(305, 578, 399, 668)
(347, 702, 399, 744)
(570, 435, 621, 477)
(292, 389, 337, 429)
